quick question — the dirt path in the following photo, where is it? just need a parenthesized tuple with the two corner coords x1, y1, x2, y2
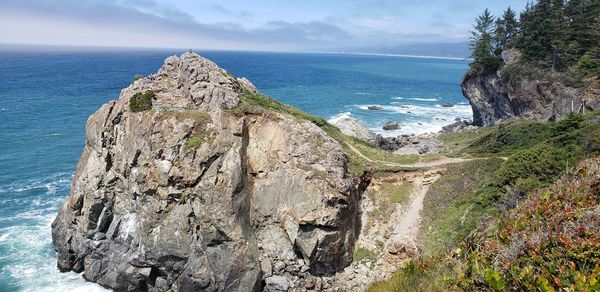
(330, 169, 443, 291)
(388, 173, 440, 244)
(345, 142, 472, 168)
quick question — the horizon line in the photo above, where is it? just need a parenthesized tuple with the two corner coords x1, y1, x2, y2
(0, 42, 471, 61)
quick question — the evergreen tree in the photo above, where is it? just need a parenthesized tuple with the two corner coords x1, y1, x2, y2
(526, 0, 554, 63)
(549, 0, 568, 70)
(470, 9, 501, 73)
(564, 0, 587, 64)
(468, 0, 600, 79)
(494, 7, 519, 55)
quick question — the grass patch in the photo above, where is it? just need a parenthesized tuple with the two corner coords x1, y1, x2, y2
(160, 110, 213, 149)
(437, 127, 495, 155)
(367, 257, 463, 292)
(129, 91, 154, 112)
(365, 179, 414, 223)
(354, 247, 378, 263)
(420, 158, 504, 253)
(351, 139, 420, 165)
(381, 181, 412, 204)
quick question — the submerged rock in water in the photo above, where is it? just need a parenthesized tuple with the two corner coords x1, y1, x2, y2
(382, 121, 400, 131)
(51, 52, 369, 291)
(367, 105, 383, 111)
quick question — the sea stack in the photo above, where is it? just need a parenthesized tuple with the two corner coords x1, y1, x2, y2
(51, 52, 369, 291)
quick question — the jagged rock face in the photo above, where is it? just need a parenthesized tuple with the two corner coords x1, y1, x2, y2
(462, 72, 600, 126)
(51, 52, 366, 291)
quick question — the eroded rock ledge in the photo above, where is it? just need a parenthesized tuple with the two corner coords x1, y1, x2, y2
(52, 52, 369, 291)
(461, 52, 600, 127)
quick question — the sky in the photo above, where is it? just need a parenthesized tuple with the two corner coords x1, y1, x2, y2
(0, 0, 529, 52)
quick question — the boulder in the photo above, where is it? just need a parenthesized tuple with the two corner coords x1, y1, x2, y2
(265, 275, 289, 291)
(51, 52, 369, 291)
(374, 134, 440, 154)
(367, 105, 383, 111)
(382, 121, 400, 131)
(442, 120, 471, 133)
(331, 116, 376, 142)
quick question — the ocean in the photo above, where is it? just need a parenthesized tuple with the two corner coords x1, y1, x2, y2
(0, 48, 470, 291)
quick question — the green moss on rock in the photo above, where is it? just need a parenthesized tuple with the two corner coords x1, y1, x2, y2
(129, 91, 154, 112)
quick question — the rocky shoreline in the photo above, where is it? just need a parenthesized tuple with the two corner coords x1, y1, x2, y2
(331, 115, 475, 155)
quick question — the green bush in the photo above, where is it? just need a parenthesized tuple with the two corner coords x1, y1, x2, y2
(467, 113, 586, 155)
(496, 143, 573, 187)
(129, 91, 154, 112)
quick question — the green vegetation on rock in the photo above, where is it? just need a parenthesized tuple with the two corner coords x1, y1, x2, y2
(354, 247, 378, 264)
(129, 91, 154, 112)
(160, 110, 213, 149)
(233, 89, 421, 176)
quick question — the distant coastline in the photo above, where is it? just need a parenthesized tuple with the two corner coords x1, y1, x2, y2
(324, 51, 471, 61)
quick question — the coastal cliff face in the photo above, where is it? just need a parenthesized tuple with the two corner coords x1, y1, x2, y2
(51, 52, 367, 291)
(461, 53, 600, 126)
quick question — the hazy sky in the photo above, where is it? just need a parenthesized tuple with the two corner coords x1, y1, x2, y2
(0, 0, 528, 51)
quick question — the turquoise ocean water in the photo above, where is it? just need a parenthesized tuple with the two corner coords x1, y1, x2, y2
(0, 48, 469, 291)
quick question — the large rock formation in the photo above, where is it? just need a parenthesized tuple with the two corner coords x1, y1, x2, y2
(51, 52, 369, 291)
(461, 51, 600, 126)
(330, 115, 376, 143)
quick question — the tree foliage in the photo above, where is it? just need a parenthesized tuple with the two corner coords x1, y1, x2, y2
(468, 0, 600, 79)
(469, 9, 502, 74)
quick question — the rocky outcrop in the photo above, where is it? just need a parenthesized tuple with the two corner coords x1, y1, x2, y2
(461, 52, 599, 126)
(51, 52, 369, 291)
(374, 134, 440, 155)
(330, 116, 376, 143)
(382, 121, 400, 131)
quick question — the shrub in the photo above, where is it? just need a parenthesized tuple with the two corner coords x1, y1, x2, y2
(467, 113, 586, 155)
(129, 91, 154, 112)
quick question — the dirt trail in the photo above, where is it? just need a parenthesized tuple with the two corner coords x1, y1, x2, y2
(331, 169, 443, 291)
(388, 172, 440, 244)
(331, 143, 483, 290)
(345, 142, 471, 168)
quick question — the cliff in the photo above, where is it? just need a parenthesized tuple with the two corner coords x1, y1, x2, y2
(461, 51, 600, 126)
(51, 52, 369, 291)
